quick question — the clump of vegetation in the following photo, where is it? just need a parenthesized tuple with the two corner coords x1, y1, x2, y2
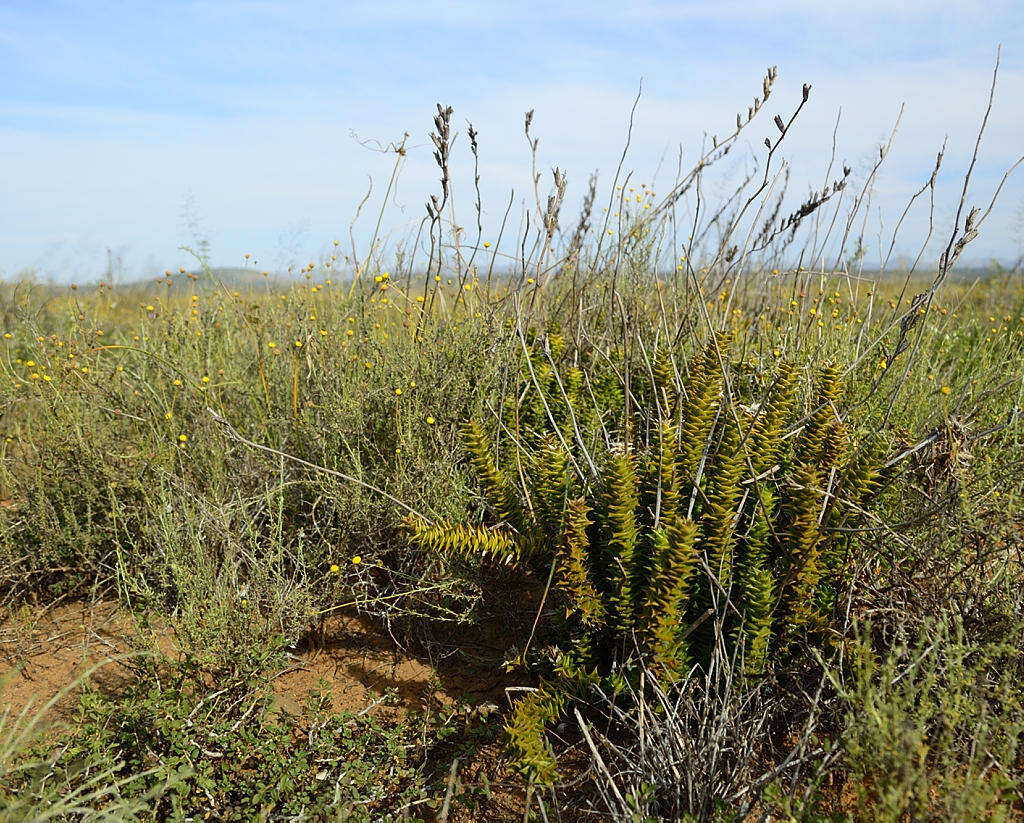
(410, 330, 888, 780)
(54, 666, 436, 820)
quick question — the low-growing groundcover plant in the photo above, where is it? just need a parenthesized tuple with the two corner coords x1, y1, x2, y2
(4, 653, 472, 821)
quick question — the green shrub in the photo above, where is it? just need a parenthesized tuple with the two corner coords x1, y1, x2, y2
(408, 333, 886, 780)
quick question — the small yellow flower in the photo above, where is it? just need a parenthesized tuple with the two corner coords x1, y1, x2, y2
(173, 378, 182, 386)
(165, 412, 172, 420)
(178, 434, 188, 443)
(352, 555, 362, 564)
(268, 341, 277, 349)
(940, 386, 951, 395)
(201, 376, 210, 383)
(426, 416, 435, 425)
(483, 241, 490, 248)
(330, 564, 339, 573)
(395, 388, 402, 396)
(295, 340, 302, 348)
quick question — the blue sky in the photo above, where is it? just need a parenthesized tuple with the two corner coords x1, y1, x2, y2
(2, 0, 1023, 281)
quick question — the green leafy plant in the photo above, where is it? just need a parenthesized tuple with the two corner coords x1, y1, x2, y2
(27, 657, 437, 821)
(407, 335, 886, 780)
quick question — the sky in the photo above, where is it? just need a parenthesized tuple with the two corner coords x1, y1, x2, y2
(2, 0, 1023, 282)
